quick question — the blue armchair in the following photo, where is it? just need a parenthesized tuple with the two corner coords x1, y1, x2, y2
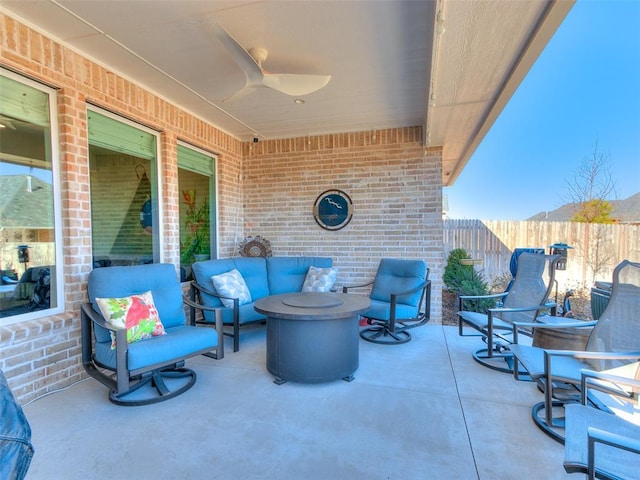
(343, 258, 431, 344)
(82, 263, 223, 405)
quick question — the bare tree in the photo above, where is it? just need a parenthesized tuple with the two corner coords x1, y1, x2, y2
(564, 142, 617, 283)
(565, 141, 616, 223)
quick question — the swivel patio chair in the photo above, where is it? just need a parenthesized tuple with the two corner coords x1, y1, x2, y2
(457, 252, 560, 372)
(342, 258, 431, 345)
(81, 263, 223, 405)
(509, 260, 640, 443)
(564, 369, 640, 479)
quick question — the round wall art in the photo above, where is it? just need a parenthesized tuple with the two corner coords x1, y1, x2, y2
(313, 189, 353, 231)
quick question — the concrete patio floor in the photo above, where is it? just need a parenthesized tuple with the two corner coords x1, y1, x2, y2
(23, 325, 573, 479)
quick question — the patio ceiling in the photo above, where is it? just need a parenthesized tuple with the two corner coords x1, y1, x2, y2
(1, 0, 574, 185)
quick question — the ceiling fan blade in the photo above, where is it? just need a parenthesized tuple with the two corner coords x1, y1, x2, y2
(262, 73, 332, 96)
(221, 86, 258, 104)
(213, 23, 263, 85)
(213, 22, 331, 98)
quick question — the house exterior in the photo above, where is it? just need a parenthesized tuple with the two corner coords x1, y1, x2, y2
(0, 3, 572, 403)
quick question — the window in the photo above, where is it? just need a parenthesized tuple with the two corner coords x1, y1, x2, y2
(87, 108, 160, 268)
(178, 142, 216, 281)
(0, 69, 63, 323)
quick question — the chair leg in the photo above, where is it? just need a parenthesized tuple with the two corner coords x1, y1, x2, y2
(472, 347, 520, 374)
(109, 367, 197, 406)
(531, 400, 568, 444)
(360, 324, 411, 345)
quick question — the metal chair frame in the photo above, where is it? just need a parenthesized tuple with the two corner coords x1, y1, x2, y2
(564, 369, 640, 479)
(457, 253, 560, 373)
(343, 261, 431, 345)
(509, 260, 640, 443)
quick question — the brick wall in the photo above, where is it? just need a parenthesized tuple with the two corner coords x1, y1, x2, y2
(0, 12, 444, 404)
(0, 12, 242, 403)
(242, 132, 444, 319)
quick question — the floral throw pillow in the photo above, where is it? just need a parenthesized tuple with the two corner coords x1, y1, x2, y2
(211, 269, 252, 308)
(301, 266, 338, 292)
(96, 291, 166, 349)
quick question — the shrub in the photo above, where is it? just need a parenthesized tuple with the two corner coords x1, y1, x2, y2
(443, 249, 494, 313)
(443, 248, 473, 292)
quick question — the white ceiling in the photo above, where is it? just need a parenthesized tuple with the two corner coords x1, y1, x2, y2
(0, 0, 574, 185)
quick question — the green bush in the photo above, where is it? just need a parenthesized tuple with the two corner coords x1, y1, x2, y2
(443, 248, 472, 292)
(443, 249, 494, 313)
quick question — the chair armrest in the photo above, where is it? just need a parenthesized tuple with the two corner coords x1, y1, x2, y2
(511, 319, 597, 343)
(459, 292, 507, 301)
(514, 319, 598, 329)
(544, 350, 640, 361)
(183, 295, 226, 320)
(587, 427, 640, 475)
(579, 368, 640, 405)
(543, 350, 640, 385)
(459, 291, 507, 313)
(183, 295, 225, 359)
(80, 303, 128, 392)
(190, 281, 236, 304)
(489, 304, 550, 314)
(80, 302, 117, 332)
(342, 280, 374, 293)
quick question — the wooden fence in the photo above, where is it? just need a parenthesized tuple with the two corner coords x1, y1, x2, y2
(444, 219, 640, 290)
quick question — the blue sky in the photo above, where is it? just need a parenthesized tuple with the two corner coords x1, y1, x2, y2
(444, 0, 640, 220)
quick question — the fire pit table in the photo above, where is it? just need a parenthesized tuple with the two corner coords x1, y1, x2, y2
(254, 292, 370, 384)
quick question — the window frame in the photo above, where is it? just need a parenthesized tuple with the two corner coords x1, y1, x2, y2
(0, 68, 64, 325)
(86, 105, 164, 265)
(177, 141, 219, 262)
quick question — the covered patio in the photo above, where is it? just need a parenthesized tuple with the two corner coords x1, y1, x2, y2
(23, 325, 572, 479)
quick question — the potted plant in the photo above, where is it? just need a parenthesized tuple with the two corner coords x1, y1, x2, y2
(180, 189, 210, 264)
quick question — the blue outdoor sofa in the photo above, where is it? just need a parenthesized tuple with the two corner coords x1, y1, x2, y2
(191, 256, 334, 352)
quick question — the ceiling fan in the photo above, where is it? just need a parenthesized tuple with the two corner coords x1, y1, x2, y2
(213, 23, 331, 102)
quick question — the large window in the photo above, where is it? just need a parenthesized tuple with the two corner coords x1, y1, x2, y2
(0, 69, 62, 323)
(88, 108, 160, 268)
(178, 142, 216, 281)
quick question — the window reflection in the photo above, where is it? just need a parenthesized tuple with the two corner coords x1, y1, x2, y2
(0, 74, 57, 319)
(88, 109, 158, 268)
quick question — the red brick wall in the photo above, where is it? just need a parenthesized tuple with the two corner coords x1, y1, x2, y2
(0, 13, 242, 402)
(0, 12, 443, 403)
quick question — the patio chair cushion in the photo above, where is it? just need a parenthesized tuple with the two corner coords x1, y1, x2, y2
(94, 323, 220, 371)
(301, 266, 337, 292)
(364, 299, 420, 321)
(370, 258, 425, 307)
(95, 291, 166, 349)
(211, 269, 252, 308)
